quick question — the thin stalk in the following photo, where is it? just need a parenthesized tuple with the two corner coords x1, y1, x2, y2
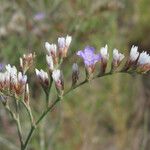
(16, 118, 24, 149)
(21, 101, 35, 125)
(5, 105, 24, 149)
(22, 125, 35, 150)
(15, 99, 24, 149)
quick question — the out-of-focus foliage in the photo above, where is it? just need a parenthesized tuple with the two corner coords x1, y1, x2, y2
(0, 0, 149, 150)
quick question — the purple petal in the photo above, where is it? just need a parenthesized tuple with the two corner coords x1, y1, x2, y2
(94, 54, 101, 61)
(76, 50, 85, 58)
(84, 60, 91, 66)
(84, 46, 95, 53)
(76, 46, 100, 67)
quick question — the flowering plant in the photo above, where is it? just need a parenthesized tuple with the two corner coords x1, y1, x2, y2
(0, 35, 150, 150)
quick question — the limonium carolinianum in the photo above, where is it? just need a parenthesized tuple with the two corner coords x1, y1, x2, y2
(0, 35, 150, 150)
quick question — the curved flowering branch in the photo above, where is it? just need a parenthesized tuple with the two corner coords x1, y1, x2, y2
(0, 35, 150, 150)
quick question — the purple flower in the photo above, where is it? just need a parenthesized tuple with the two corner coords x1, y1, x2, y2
(33, 12, 45, 21)
(76, 46, 101, 66)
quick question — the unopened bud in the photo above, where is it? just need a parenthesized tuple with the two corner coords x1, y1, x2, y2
(123, 46, 139, 71)
(112, 49, 124, 69)
(100, 45, 109, 73)
(35, 69, 49, 87)
(45, 42, 58, 64)
(52, 69, 64, 96)
(24, 84, 30, 105)
(137, 51, 150, 73)
(20, 53, 35, 73)
(72, 63, 79, 86)
(46, 55, 54, 71)
(58, 35, 72, 58)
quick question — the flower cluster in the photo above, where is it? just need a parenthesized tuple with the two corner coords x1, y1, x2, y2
(35, 69, 49, 88)
(20, 53, 35, 73)
(77, 45, 150, 78)
(0, 64, 27, 95)
(36, 35, 72, 96)
(45, 35, 72, 69)
(1, 36, 150, 101)
(0, 53, 32, 107)
(124, 46, 150, 73)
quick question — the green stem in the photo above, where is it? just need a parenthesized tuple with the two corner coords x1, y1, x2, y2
(16, 118, 24, 149)
(22, 98, 60, 150)
(21, 101, 34, 125)
(45, 91, 49, 107)
(22, 125, 36, 150)
(36, 97, 61, 125)
(5, 105, 24, 149)
(15, 99, 24, 149)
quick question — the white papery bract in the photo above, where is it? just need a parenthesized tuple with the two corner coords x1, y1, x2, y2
(0, 64, 28, 95)
(26, 83, 29, 95)
(45, 42, 57, 55)
(58, 35, 72, 57)
(5, 64, 18, 85)
(0, 73, 5, 83)
(52, 69, 61, 82)
(6, 64, 17, 77)
(72, 63, 79, 73)
(138, 51, 150, 65)
(58, 37, 65, 48)
(72, 63, 79, 86)
(24, 83, 30, 105)
(35, 69, 48, 81)
(46, 55, 54, 71)
(58, 35, 72, 48)
(66, 35, 72, 47)
(113, 49, 124, 68)
(100, 45, 109, 60)
(113, 49, 124, 62)
(130, 45, 139, 62)
(18, 72, 27, 85)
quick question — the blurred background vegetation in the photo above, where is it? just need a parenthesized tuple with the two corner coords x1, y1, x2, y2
(0, 0, 150, 150)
